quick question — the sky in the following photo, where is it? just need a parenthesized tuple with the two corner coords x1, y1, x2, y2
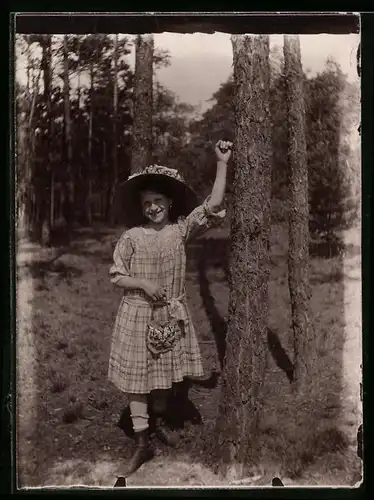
(16, 32, 360, 114)
(153, 33, 360, 112)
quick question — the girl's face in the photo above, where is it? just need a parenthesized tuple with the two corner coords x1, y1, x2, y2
(140, 190, 171, 226)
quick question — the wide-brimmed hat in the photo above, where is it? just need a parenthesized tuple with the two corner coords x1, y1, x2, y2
(119, 165, 198, 227)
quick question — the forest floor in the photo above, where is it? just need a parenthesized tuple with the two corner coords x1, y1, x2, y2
(15, 221, 363, 489)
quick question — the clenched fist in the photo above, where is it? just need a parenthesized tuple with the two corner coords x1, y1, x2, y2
(215, 140, 233, 163)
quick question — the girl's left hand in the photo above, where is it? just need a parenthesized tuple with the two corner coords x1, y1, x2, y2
(215, 140, 233, 163)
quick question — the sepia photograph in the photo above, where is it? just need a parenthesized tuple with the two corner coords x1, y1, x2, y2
(14, 16, 362, 489)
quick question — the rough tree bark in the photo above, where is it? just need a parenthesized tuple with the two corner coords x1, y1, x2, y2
(283, 35, 310, 392)
(131, 34, 154, 174)
(214, 35, 272, 480)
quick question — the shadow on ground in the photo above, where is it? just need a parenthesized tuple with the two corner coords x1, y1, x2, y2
(16, 222, 361, 487)
(182, 229, 355, 482)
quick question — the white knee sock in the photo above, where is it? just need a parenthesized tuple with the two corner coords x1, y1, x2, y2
(129, 394, 149, 432)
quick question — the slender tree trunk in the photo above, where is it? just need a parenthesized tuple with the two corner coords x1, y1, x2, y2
(27, 67, 41, 233)
(214, 35, 272, 481)
(77, 36, 82, 111)
(63, 34, 73, 179)
(39, 35, 53, 246)
(131, 34, 154, 174)
(86, 63, 94, 225)
(76, 38, 83, 222)
(62, 34, 74, 239)
(109, 33, 119, 225)
(17, 38, 31, 234)
(283, 35, 310, 391)
(17, 94, 28, 236)
(22, 37, 33, 233)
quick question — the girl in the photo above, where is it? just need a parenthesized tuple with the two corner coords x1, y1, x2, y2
(108, 140, 232, 476)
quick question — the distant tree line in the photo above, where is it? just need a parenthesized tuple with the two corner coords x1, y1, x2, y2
(15, 34, 360, 245)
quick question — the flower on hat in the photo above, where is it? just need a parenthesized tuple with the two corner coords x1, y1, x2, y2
(128, 165, 182, 182)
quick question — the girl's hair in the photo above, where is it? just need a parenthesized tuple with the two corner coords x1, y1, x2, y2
(137, 177, 173, 200)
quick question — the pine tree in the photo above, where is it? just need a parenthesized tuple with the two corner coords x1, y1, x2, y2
(283, 35, 310, 391)
(214, 35, 272, 479)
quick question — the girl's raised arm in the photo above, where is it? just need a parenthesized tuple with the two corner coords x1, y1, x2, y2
(206, 140, 232, 212)
(178, 140, 232, 242)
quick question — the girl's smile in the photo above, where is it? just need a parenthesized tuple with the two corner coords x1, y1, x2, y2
(141, 191, 171, 227)
(147, 207, 165, 223)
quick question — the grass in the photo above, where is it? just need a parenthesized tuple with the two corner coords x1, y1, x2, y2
(15, 222, 363, 488)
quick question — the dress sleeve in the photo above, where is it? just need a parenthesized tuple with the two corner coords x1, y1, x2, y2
(109, 231, 135, 285)
(177, 196, 226, 243)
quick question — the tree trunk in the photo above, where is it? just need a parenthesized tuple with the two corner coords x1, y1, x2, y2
(39, 35, 53, 245)
(214, 35, 272, 480)
(62, 34, 74, 238)
(85, 62, 94, 225)
(109, 33, 119, 225)
(19, 36, 36, 235)
(17, 95, 28, 236)
(16, 39, 31, 235)
(77, 36, 82, 111)
(131, 34, 154, 174)
(76, 37, 83, 222)
(63, 34, 74, 183)
(27, 67, 41, 233)
(283, 35, 310, 391)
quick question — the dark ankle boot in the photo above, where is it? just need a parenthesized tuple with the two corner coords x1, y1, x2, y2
(126, 428, 154, 476)
(154, 417, 179, 447)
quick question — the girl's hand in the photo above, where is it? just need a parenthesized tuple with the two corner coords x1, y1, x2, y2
(215, 140, 233, 163)
(141, 280, 167, 302)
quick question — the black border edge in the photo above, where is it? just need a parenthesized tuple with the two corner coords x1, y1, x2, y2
(6, 10, 371, 498)
(13, 12, 359, 35)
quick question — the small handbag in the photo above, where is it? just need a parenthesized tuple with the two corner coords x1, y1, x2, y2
(144, 234, 187, 359)
(146, 303, 184, 359)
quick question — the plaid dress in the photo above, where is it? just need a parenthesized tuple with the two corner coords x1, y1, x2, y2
(108, 200, 225, 394)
